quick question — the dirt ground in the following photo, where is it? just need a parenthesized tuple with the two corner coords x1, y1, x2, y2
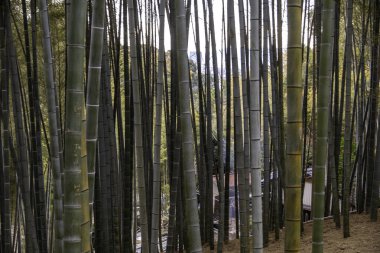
(205, 210, 380, 252)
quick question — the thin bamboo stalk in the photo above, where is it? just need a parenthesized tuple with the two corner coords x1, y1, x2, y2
(38, 0, 64, 251)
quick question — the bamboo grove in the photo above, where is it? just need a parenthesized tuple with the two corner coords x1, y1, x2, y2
(0, 0, 379, 252)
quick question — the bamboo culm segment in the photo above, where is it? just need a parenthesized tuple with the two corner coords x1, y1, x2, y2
(311, 0, 335, 251)
(175, 0, 202, 251)
(285, 0, 303, 252)
(64, 1, 87, 252)
(249, 0, 263, 251)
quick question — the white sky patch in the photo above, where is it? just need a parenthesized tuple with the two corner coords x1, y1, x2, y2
(117, 0, 314, 74)
(163, 0, 290, 76)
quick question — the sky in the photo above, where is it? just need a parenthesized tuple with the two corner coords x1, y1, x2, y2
(163, 0, 290, 75)
(180, 0, 288, 53)
(116, 0, 315, 73)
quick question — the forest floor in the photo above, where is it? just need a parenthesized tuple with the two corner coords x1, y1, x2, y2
(204, 209, 380, 252)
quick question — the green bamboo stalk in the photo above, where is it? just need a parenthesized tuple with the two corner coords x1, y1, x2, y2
(311, 0, 334, 251)
(7, 7, 40, 251)
(200, 0, 214, 247)
(122, 1, 133, 250)
(85, 0, 106, 220)
(205, 0, 225, 251)
(237, 0, 251, 242)
(81, 107, 91, 252)
(21, 1, 48, 250)
(263, 0, 271, 245)
(64, 0, 87, 252)
(372, 109, 380, 221)
(0, 4, 12, 251)
(127, 0, 149, 250)
(285, 0, 302, 252)
(175, 0, 202, 251)
(369, 0, 380, 222)
(38, 0, 64, 251)
(277, 1, 285, 201)
(97, 72, 111, 251)
(366, 0, 379, 214)
(193, 0, 207, 243)
(151, 0, 166, 252)
(227, 0, 248, 250)
(249, 0, 263, 251)
(342, 0, 353, 239)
